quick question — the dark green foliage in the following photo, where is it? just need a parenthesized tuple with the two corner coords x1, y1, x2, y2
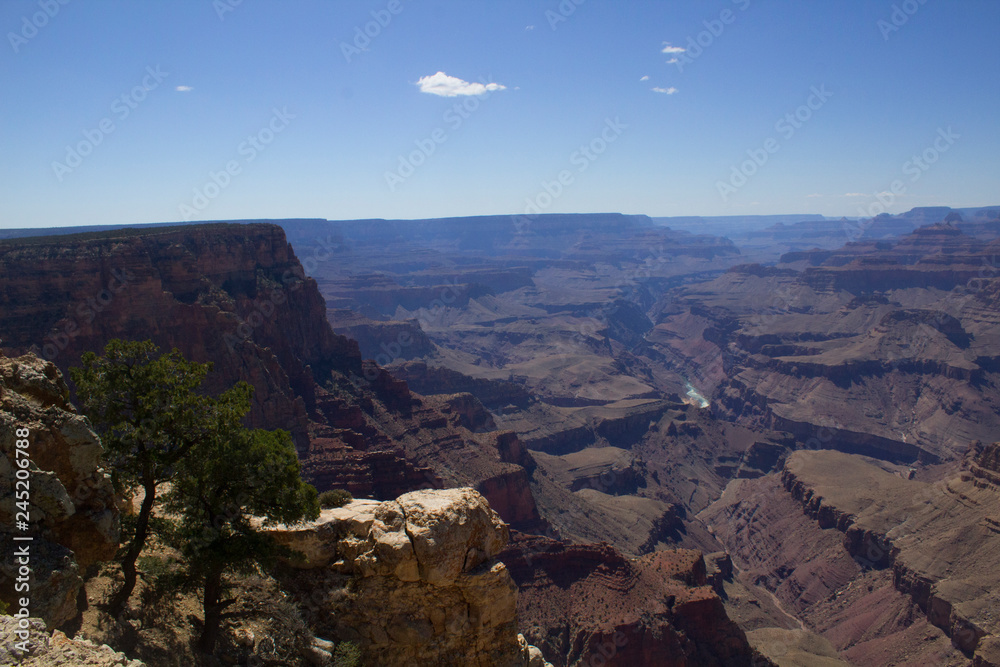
(333, 641, 362, 667)
(70, 339, 218, 616)
(318, 489, 353, 509)
(72, 338, 320, 655)
(163, 384, 319, 654)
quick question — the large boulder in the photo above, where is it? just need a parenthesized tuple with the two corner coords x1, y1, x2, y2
(269, 487, 544, 667)
(0, 353, 120, 629)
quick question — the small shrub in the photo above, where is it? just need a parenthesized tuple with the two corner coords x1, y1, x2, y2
(333, 641, 362, 667)
(318, 489, 353, 509)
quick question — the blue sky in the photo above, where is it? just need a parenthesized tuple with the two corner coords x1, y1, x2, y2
(2, 0, 998, 228)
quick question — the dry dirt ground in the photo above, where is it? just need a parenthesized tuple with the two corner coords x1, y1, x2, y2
(74, 540, 315, 667)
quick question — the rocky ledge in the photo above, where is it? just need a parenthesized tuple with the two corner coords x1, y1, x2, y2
(0, 353, 119, 629)
(780, 449, 1000, 664)
(267, 487, 551, 667)
(0, 616, 144, 667)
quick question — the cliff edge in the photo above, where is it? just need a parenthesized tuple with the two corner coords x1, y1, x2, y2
(269, 487, 551, 667)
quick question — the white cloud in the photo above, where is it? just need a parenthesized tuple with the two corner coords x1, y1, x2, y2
(416, 71, 506, 97)
(525, 25, 535, 31)
(652, 86, 678, 94)
(175, 85, 193, 92)
(843, 192, 868, 197)
(661, 43, 686, 54)
(640, 75, 650, 81)
(666, 58, 679, 64)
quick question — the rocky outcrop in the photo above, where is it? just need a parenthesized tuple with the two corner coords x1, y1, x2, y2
(269, 488, 548, 667)
(330, 314, 437, 363)
(0, 616, 145, 666)
(500, 534, 764, 666)
(475, 467, 542, 528)
(0, 353, 119, 629)
(439, 392, 497, 432)
(970, 442, 1000, 489)
(390, 361, 533, 411)
(775, 450, 1000, 663)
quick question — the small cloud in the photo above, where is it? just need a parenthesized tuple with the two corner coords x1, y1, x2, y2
(666, 58, 679, 64)
(640, 75, 650, 82)
(661, 43, 686, 54)
(175, 85, 194, 92)
(843, 192, 868, 197)
(652, 86, 678, 94)
(416, 71, 507, 97)
(525, 25, 535, 31)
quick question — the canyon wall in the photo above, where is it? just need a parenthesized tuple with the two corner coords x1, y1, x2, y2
(0, 224, 543, 531)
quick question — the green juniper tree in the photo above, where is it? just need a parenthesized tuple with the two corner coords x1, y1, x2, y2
(71, 339, 219, 616)
(163, 382, 319, 654)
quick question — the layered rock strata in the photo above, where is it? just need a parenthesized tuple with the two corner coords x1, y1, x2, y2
(499, 534, 765, 666)
(702, 448, 1000, 665)
(0, 225, 544, 530)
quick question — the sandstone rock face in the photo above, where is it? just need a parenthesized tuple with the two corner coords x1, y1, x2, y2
(0, 616, 145, 666)
(270, 488, 538, 667)
(782, 450, 1000, 660)
(500, 534, 762, 666)
(0, 353, 119, 628)
(702, 449, 1000, 666)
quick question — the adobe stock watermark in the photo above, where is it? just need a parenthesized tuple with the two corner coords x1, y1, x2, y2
(51, 66, 169, 182)
(360, 280, 469, 379)
(877, 0, 931, 41)
(179, 107, 294, 220)
(359, 279, 466, 378)
(843, 126, 959, 241)
(511, 117, 627, 244)
(7, 0, 71, 54)
(213, 0, 244, 21)
(716, 84, 832, 202)
(545, 0, 588, 31)
(670, 0, 751, 73)
(224, 235, 338, 353)
(340, 0, 406, 63)
(385, 78, 501, 192)
(29, 269, 134, 362)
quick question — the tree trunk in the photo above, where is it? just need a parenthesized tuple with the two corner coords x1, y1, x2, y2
(108, 476, 156, 616)
(198, 566, 225, 654)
